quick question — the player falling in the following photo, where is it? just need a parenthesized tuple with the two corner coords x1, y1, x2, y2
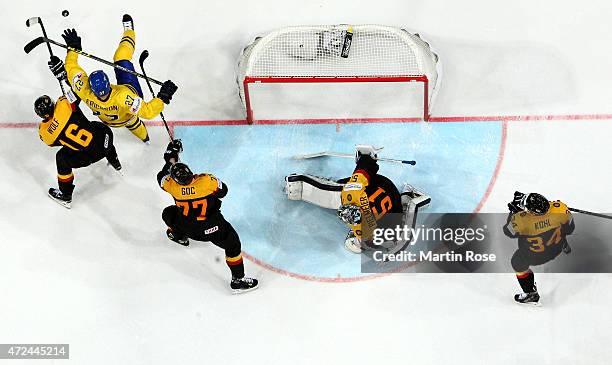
(37, 57, 121, 208)
(284, 145, 430, 253)
(62, 15, 177, 143)
(157, 140, 259, 294)
(504, 192, 574, 305)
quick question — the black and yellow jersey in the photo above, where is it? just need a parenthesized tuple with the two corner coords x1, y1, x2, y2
(65, 51, 164, 128)
(38, 96, 95, 151)
(340, 155, 402, 240)
(504, 200, 575, 254)
(158, 167, 228, 222)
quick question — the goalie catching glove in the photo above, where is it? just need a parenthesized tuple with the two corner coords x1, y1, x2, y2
(337, 204, 362, 225)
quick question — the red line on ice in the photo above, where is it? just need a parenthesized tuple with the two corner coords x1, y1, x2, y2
(3, 112, 611, 128)
(3, 114, 605, 282)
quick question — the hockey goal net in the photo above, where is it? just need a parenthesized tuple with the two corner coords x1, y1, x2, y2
(237, 24, 441, 124)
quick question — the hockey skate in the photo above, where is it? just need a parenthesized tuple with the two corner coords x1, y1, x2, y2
(514, 291, 540, 306)
(166, 228, 189, 246)
(48, 188, 71, 209)
(230, 277, 259, 294)
(122, 14, 134, 31)
(562, 242, 572, 254)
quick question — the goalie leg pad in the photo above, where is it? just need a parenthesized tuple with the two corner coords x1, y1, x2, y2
(376, 184, 431, 255)
(284, 174, 343, 209)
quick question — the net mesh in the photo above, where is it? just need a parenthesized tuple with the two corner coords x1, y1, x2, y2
(237, 24, 440, 114)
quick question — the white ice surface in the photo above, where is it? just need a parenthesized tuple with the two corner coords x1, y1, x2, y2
(1, 1, 612, 364)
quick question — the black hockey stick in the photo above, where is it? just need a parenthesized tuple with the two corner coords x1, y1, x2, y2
(24, 36, 164, 86)
(26, 17, 66, 94)
(138, 50, 173, 140)
(569, 208, 612, 220)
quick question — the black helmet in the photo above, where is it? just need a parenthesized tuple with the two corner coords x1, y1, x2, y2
(170, 163, 194, 185)
(34, 95, 54, 119)
(524, 193, 550, 215)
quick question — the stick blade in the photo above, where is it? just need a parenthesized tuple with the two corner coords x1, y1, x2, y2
(24, 37, 45, 54)
(292, 152, 328, 160)
(138, 50, 149, 66)
(26, 17, 41, 27)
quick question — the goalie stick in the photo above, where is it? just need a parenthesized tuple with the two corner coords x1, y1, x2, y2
(26, 17, 67, 95)
(293, 151, 416, 165)
(139, 50, 173, 140)
(24, 36, 164, 86)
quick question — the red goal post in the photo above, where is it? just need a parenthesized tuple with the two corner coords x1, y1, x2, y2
(237, 25, 441, 124)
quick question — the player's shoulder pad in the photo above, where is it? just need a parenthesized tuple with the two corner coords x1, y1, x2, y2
(510, 212, 528, 233)
(71, 71, 87, 92)
(55, 97, 73, 120)
(548, 200, 571, 221)
(160, 174, 174, 190)
(195, 173, 223, 191)
(549, 200, 569, 212)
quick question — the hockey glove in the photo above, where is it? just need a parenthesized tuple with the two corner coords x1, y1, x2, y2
(158, 80, 178, 104)
(48, 56, 67, 80)
(355, 144, 381, 163)
(508, 191, 527, 213)
(507, 203, 521, 213)
(62, 29, 82, 51)
(164, 139, 182, 163)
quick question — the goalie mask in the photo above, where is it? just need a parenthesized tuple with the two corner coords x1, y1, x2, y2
(524, 193, 550, 215)
(34, 95, 54, 119)
(170, 163, 194, 185)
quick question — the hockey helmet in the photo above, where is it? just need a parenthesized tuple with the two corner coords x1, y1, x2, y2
(34, 95, 54, 119)
(524, 193, 550, 215)
(170, 163, 194, 185)
(89, 70, 111, 100)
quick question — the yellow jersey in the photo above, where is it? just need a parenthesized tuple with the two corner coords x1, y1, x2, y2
(505, 201, 574, 254)
(160, 173, 225, 222)
(65, 51, 164, 128)
(341, 169, 378, 241)
(38, 97, 94, 151)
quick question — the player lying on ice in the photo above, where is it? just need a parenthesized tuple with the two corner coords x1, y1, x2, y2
(157, 140, 259, 294)
(37, 56, 121, 209)
(284, 145, 430, 253)
(61, 15, 177, 144)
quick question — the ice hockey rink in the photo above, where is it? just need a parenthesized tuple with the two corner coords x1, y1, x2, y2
(1, 0, 612, 364)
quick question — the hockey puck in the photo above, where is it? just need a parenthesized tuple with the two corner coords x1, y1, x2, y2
(62, 10, 69, 17)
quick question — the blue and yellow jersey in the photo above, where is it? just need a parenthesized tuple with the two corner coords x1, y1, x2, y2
(65, 51, 164, 128)
(38, 96, 94, 151)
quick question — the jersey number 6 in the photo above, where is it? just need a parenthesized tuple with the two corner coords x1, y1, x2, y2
(64, 124, 93, 148)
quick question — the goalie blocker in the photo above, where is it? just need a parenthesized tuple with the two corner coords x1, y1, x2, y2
(284, 173, 430, 253)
